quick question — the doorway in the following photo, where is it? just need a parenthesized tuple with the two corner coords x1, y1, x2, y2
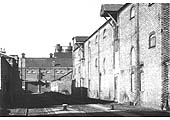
(114, 76, 118, 101)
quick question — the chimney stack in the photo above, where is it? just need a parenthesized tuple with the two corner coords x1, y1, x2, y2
(49, 53, 53, 58)
(55, 44, 62, 53)
(21, 53, 25, 58)
(65, 42, 72, 52)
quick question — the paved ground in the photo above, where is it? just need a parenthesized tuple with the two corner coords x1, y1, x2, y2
(8, 103, 170, 117)
(4, 92, 170, 117)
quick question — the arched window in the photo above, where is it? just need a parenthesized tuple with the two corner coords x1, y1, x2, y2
(131, 47, 136, 66)
(130, 6, 135, 19)
(149, 31, 156, 48)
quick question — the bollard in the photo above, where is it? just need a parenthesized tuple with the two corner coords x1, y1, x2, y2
(110, 104, 114, 110)
(62, 104, 68, 111)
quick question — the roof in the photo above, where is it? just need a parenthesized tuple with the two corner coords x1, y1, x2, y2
(84, 18, 112, 43)
(72, 36, 88, 43)
(72, 36, 88, 52)
(100, 4, 124, 18)
(25, 57, 72, 68)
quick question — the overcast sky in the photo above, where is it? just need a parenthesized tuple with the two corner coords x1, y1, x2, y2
(0, 0, 165, 57)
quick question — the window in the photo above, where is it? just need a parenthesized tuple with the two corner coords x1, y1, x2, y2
(88, 42, 91, 62)
(130, 6, 135, 19)
(114, 40, 119, 52)
(131, 73, 135, 92)
(55, 70, 60, 74)
(46, 70, 50, 74)
(103, 58, 106, 74)
(131, 47, 136, 66)
(78, 66, 81, 74)
(95, 35, 98, 44)
(103, 29, 107, 39)
(95, 58, 98, 68)
(140, 71, 144, 92)
(27, 70, 36, 74)
(149, 31, 156, 48)
(148, 3, 154, 7)
(60, 71, 64, 74)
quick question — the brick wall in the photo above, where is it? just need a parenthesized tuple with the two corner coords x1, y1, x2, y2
(139, 3, 162, 109)
(118, 3, 169, 109)
(84, 20, 116, 100)
(161, 3, 170, 110)
(119, 3, 137, 104)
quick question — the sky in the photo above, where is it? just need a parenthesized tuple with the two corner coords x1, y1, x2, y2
(0, 0, 165, 58)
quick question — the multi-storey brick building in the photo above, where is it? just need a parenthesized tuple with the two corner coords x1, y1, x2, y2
(101, 3, 170, 110)
(73, 3, 170, 110)
(19, 43, 73, 94)
(72, 19, 118, 100)
(84, 19, 117, 100)
(72, 36, 88, 97)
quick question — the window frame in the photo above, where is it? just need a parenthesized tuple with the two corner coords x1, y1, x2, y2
(130, 6, 135, 20)
(149, 31, 156, 49)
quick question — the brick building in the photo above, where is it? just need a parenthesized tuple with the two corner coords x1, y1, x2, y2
(73, 3, 170, 110)
(72, 36, 88, 97)
(72, 19, 118, 100)
(101, 3, 170, 110)
(84, 19, 117, 100)
(0, 53, 22, 107)
(19, 43, 73, 94)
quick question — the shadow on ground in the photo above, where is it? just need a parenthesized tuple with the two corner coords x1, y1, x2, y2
(11, 92, 113, 109)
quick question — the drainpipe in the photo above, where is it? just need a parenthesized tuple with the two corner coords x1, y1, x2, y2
(104, 13, 118, 70)
(103, 13, 118, 101)
(97, 31, 101, 99)
(136, 3, 141, 105)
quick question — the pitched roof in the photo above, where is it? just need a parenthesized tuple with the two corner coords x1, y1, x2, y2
(25, 57, 72, 68)
(100, 4, 124, 18)
(72, 36, 88, 43)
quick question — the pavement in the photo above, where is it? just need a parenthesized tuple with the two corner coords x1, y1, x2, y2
(7, 103, 170, 117)
(87, 103, 170, 117)
(2, 92, 170, 117)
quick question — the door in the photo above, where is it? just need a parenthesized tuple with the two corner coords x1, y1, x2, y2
(114, 76, 118, 101)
